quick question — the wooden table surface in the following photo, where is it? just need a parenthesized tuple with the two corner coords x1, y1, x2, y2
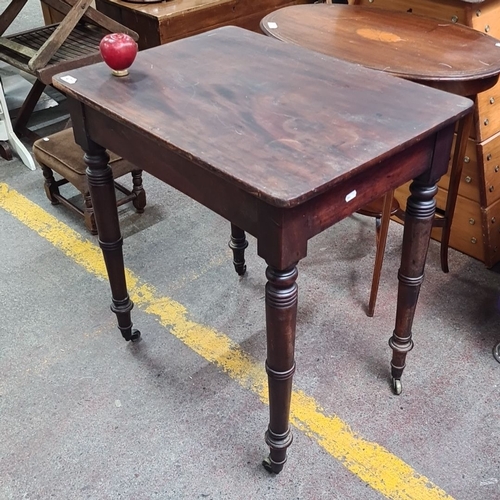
(53, 26, 472, 473)
(261, 4, 500, 94)
(54, 27, 470, 208)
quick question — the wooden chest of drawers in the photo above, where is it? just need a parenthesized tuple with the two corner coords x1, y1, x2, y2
(95, 0, 311, 50)
(352, 0, 500, 267)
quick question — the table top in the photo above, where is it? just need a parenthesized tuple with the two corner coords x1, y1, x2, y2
(261, 4, 500, 83)
(53, 27, 471, 208)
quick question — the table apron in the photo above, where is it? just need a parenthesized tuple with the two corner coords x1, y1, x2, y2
(72, 101, 454, 269)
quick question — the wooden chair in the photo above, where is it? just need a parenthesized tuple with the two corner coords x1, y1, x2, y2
(0, 0, 138, 141)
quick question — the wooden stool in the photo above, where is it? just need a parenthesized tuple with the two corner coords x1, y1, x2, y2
(261, 4, 500, 316)
(33, 128, 146, 234)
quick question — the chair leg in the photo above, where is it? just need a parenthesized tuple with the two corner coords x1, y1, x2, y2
(440, 109, 474, 273)
(13, 79, 46, 140)
(41, 164, 61, 204)
(131, 169, 146, 212)
(83, 191, 98, 234)
(367, 190, 394, 317)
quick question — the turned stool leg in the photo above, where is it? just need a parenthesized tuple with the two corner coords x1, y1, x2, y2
(41, 164, 61, 205)
(131, 169, 146, 212)
(83, 191, 97, 235)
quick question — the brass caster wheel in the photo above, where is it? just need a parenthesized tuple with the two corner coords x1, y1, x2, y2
(130, 329, 141, 342)
(262, 455, 284, 474)
(493, 343, 500, 363)
(392, 377, 402, 395)
(262, 456, 273, 473)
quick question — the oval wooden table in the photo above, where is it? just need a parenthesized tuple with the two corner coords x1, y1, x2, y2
(261, 4, 500, 392)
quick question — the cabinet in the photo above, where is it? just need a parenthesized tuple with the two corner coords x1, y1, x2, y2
(95, 0, 312, 50)
(352, 0, 500, 266)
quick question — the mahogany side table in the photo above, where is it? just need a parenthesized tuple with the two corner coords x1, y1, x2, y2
(53, 27, 472, 473)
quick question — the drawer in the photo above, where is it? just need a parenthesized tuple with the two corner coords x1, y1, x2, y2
(393, 183, 485, 262)
(438, 130, 500, 207)
(476, 77, 500, 142)
(481, 197, 500, 267)
(478, 130, 500, 206)
(469, 0, 500, 39)
(437, 135, 481, 203)
(434, 188, 484, 262)
(351, 0, 469, 25)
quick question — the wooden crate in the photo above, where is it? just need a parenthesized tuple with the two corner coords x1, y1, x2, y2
(95, 0, 312, 50)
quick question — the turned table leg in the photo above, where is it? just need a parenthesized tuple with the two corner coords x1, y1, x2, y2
(228, 223, 248, 275)
(389, 178, 437, 395)
(262, 264, 298, 473)
(84, 140, 140, 342)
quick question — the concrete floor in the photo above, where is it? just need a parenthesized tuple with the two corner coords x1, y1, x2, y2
(0, 3, 500, 499)
(1, 142, 500, 499)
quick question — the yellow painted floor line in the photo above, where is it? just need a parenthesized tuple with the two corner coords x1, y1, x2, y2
(0, 182, 454, 500)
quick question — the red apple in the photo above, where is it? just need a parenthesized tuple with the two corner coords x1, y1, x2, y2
(99, 33, 138, 77)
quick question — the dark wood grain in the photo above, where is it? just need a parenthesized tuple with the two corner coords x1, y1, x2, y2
(54, 26, 471, 208)
(55, 26, 472, 472)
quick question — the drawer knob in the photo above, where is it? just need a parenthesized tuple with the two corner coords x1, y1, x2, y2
(492, 217, 496, 224)
(465, 176, 472, 183)
(464, 155, 470, 163)
(490, 185, 495, 192)
(491, 97, 496, 105)
(484, 118, 489, 126)
(495, 165, 500, 173)
(451, 15, 458, 22)
(487, 154, 493, 161)
(471, 237, 477, 244)
(476, 9, 481, 16)
(469, 218, 475, 225)
(485, 25, 490, 32)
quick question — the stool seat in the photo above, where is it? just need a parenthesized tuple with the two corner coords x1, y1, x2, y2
(357, 196, 401, 219)
(33, 128, 146, 234)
